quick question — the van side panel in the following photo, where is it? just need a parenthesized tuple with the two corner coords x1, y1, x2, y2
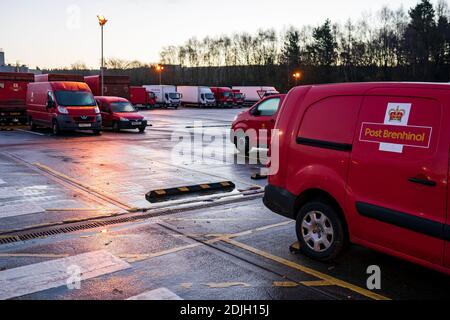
(346, 88, 449, 265)
(286, 96, 363, 222)
(27, 82, 52, 125)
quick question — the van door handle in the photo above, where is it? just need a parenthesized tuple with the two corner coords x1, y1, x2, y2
(408, 177, 437, 187)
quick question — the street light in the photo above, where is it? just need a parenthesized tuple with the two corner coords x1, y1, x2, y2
(97, 15, 108, 96)
(156, 65, 164, 85)
(293, 72, 302, 87)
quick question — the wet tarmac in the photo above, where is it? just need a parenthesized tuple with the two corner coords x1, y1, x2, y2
(0, 107, 449, 300)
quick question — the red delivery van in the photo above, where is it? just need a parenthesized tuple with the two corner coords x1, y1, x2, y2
(264, 82, 450, 275)
(210, 87, 234, 108)
(84, 75, 130, 99)
(129, 86, 155, 109)
(35, 74, 84, 83)
(27, 81, 102, 135)
(231, 94, 286, 155)
(0, 72, 34, 125)
(95, 96, 147, 133)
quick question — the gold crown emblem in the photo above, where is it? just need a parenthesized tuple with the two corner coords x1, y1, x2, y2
(389, 106, 405, 122)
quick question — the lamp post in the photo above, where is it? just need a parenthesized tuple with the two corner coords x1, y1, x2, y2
(156, 65, 164, 85)
(293, 72, 301, 87)
(97, 15, 108, 96)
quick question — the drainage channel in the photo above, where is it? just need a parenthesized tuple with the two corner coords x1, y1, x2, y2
(0, 190, 264, 246)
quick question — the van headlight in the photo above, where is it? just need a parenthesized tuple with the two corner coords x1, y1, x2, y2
(57, 106, 69, 114)
(94, 106, 100, 114)
(120, 117, 129, 122)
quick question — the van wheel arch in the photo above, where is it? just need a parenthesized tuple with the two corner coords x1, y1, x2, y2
(294, 189, 349, 242)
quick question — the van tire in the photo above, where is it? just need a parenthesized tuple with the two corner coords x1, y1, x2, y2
(139, 127, 146, 133)
(52, 120, 61, 136)
(295, 201, 346, 262)
(112, 122, 120, 132)
(234, 134, 250, 156)
(29, 118, 37, 131)
(93, 130, 102, 136)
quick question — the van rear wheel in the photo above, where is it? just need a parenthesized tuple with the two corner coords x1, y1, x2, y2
(29, 118, 37, 131)
(52, 120, 61, 136)
(295, 201, 346, 262)
(234, 134, 250, 156)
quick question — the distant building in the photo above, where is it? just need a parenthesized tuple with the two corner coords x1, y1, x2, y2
(0, 49, 41, 74)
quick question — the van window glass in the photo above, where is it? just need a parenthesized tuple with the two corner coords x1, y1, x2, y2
(55, 91, 96, 107)
(205, 93, 214, 100)
(110, 102, 136, 113)
(169, 93, 181, 99)
(298, 96, 362, 144)
(256, 98, 280, 116)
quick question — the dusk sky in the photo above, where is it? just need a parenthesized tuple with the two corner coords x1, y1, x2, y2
(1, 0, 425, 69)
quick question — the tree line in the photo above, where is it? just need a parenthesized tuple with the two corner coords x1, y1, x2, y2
(48, 0, 450, 93)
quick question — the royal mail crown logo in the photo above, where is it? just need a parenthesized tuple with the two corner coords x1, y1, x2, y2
(388, 106, 406, 122)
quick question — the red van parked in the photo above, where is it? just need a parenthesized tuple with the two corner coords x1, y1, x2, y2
(95, 96, 147, 133)
(27, 82, 102, 135)
(231, 94, 285, 155)
(264, 82, 450, 275)
(232, 89, 245, 107)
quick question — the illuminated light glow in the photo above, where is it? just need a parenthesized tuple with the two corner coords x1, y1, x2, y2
(97, 15, 108, 26)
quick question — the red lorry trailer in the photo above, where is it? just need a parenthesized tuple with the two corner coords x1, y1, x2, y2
(84, 75, 130, 99)
(35, 74, 84, 83)
(129, 86, 156, 109)
(0, 72, 34, 125)
(210, 87, 233, 108)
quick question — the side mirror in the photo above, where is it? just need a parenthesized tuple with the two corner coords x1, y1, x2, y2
(251, 108, 260, 116)
(47, 100, 55, 109)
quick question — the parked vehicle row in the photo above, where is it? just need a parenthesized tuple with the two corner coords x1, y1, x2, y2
(231, 82, 450, 276)
(1, 71, 280, 123)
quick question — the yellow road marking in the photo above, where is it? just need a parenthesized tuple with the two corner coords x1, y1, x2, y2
(300, 280, 332, 287)
(221, 182, 231, 187)
(33, 163, 133, 210)
(45, 208, 109, 212)
(155, 190, 166, 196)
(178, 187, 190, 192)
(273, 281, 299, 287)
(200, 184, 210, 189)
(222, 238, 390, 301)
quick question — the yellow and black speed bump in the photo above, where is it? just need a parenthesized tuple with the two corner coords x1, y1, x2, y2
(146, 181, 236, 203)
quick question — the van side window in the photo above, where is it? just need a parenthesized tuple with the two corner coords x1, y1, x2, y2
(298, 96, 362, 145)
(256, 98, 280, 116)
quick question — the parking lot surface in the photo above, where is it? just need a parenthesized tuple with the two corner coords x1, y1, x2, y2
(0, 107, 449, 300)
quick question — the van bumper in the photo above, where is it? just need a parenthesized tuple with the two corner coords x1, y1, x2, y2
(263, 185, 296, 220)
(57, 115, 102, 131)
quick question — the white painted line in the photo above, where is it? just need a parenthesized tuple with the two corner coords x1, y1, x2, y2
(15, 129, 46, 136)
(127, 288, 183, 300)
(0, 250, 130, 300)
(0, 202, 45, 218)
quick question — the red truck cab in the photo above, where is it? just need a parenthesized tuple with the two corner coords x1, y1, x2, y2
(264, 82, 450, 275)
(27, 81, 102, 135)
(95, 96, 147, 133)
(210, 87, 234, 108)
(232, 89, 245, 107)
(231, 94, 285, 155)
(0, 72, 34, 125)
(129, 86, 156, 109)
